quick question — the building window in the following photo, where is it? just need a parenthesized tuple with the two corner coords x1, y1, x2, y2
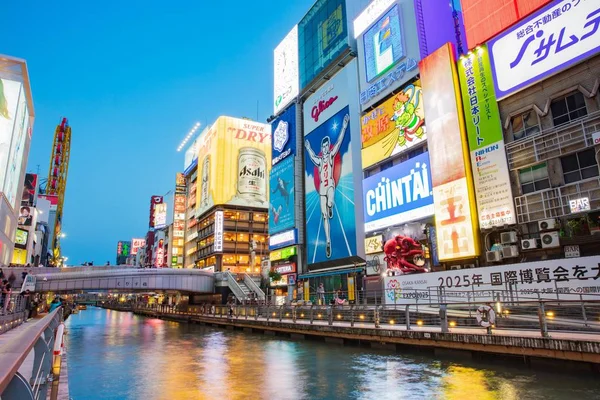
(380, 160, 393, 171)
(550, 92, 587, 126)
(561, 149, 599, 184)
(525, 222, 541, 239)
(519, 163, 550, 194)
(511, 109, 540, 140)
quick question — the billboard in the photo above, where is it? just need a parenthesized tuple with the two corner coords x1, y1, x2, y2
(12, 248, 27, 265)
(15, 228, 28, 248)
(154, 203, 167, 228)
(274, 26, 299, 114)
(271, 104, 296, 166)
(360, 79, 426, 169)
(489, 0, 600, 99)
(462, 0, 552, 50)
(363, 152, 434, 232)
(131, 238, 146, 255)
(214, 210, 224, 252)
(18, 205, 32, 226)
(117, 241, 131, 256)
(419, 43, 479, 261)
(5, 86, 29, 209)
(269, 156, 295, 235)
(355, 0, 421, 109)
(299, 0, 349, 89)
(458, 45, 516, 229)
(383, 256, 600, 305)
(183, 133, 202, 175)
(21, 173, 37, 207)
(414, 0, 466, 59)
(149, 195, 164, 228)
(196, 116, 271, 217)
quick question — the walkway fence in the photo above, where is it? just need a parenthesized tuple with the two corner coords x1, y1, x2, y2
(129, 297, 600, 339)
(0, 294, 29, 335)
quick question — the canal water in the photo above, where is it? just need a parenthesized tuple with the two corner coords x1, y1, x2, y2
(64, 307, 600, 400)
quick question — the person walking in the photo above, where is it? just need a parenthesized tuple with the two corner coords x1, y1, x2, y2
(317, 283, 325, 305)
(3, 282, 12, 314)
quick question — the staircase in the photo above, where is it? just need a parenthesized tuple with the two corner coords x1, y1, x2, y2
(237, 281, 252, 299)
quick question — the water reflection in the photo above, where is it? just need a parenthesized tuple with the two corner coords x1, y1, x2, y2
(65, 308, 600, 400)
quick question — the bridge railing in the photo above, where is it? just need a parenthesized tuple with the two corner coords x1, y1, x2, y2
(223, 272, 248, 302)
(0, 308, 63, 400)
(243, 274, 265, 301)
(1, 294, 30, 335)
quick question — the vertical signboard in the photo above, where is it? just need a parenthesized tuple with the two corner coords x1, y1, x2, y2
(419, 43, 479, 261)
(354, 0, 421, 110)
(458, 45, 516, 229)
(214, 210, 224, 252)
(131, 238, 146, 255)
(196, 116, 272, 217)
(488, 0, 600, 99)
(271, 104, 296, 166)
(303, 59, 364, 266)
(269, 156, 295, 235)
(21, 173, 37, 207)
(274, 26, 299, 115)
(154, 203, 167, 228)
(360, 79, 426, 169)
(149, 195, 164, 228)
(299, 0, 349, 89)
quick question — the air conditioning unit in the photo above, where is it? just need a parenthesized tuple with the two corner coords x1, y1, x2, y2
(486, 250, 503, 262)
(502, 245, 519, 258)
(521, 238, 540, 250)
(538, 219, 557, 231)
(449, 265, 461, 270)
(541, 231, 560, 248)
(500, 231, 518, 244)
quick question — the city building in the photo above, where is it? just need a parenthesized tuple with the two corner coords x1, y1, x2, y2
(182, 133, 201, 268)
(192, 116, 271, 274)
(0, 55, 35, 265)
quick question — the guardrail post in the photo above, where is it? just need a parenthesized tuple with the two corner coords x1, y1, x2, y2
(580, 295, 589, 327)
(439, 304, 448, 333)
(538, 301, 549, 338)
(279, 306, 283, 322)
(293, 306, 297, 323)
(328, 306, 333, 326)
(350, 306, 355, 327)
(255, 305, 259, 321)
(405, 305, 411, 331)
(310, 305, 314, 325)
(374, 306, 380, 329)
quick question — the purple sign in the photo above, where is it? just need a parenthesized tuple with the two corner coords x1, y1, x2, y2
(414, 0, 466, 59)
(489, 0, 600, 99)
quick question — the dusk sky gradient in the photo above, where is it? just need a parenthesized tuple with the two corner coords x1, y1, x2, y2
(1, 0, 313, 264)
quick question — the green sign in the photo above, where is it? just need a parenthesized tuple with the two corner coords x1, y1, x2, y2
(457, 45, 503, 151)
(270, 245, 297, 262)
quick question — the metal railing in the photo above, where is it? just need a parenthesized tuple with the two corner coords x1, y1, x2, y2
(243, 274, 265, 301)
(1, 294, 30, 335)
(223, 271, 248, 301)
(0, 308, 63, 400)
(505, 110, 600, 171)
(134, 300, 600, 339)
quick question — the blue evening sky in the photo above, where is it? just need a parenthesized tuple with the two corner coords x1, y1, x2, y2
(1, 0, 313, 265)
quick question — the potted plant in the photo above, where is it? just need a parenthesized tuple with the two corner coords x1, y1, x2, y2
(589, 215, 600, 235)
(268, 270, 282, 282)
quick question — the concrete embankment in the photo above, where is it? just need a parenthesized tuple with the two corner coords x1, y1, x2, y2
(125, 306, 600, 372)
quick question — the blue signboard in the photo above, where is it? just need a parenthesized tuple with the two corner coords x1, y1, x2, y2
(269, 229, 298, 251)
(299, 0, 349, 89)
(269, 156, 295, 235)
(363, 151, 434, 232)
(271, 104, 296, 166)
(304, 105, 356, 264)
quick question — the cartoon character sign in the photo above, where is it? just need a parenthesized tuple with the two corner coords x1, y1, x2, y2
(304, 106, 356, 264)
(383, 235, 427, 274)
(360, 80, 426, 169)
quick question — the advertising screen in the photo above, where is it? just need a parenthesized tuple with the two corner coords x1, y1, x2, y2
(360, 79, 426, 169)
(149, 195, 163, 228)
(269, 156, 295, 235)
(21, 173, 37, 207)
(196, 116, 272, 217)
(12, 248, 27, 265)
(15, 228, 28, 248)
(414, 0, 466, 59)
(419, 43, 479, 261)
(5, 89, 29, 209)
(131, 238, 146, 255)
(271, 104, 296, 166)
(299, 0, 349, 89)
(0, 78, 22, 200)
(18, 205, 32, 226)
(462, 0, 552, 50)
(304, 105, 356, 264)
(363, 152, 434, 232)
(274, 26, 299, 115)
(489, 0, 600, 100)
(154, 203, 167, 228)
(458, 45, 516, 229)
(355, 0, 421, 110)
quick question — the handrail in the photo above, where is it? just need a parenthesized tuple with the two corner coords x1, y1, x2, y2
(36, 268, 216, 280)
(0, 308, 62, 394)
(243, 274, 265, 301)
(224, 272, 247, 302)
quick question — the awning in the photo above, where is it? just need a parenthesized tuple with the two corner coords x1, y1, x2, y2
(298, 265, 365, 279)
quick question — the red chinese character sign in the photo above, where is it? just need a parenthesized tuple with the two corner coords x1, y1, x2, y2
(419, 43, 480, 261)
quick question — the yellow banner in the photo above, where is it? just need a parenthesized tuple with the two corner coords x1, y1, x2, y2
(196, 116, 272, 215)
(12, 248, 27, 264)
(304, 280, 310, 302)
(347, 276, 355, 302)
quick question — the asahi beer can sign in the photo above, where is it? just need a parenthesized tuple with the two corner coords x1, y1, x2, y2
(200, 155, 211, 208)
(237, 147, 267, 202)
